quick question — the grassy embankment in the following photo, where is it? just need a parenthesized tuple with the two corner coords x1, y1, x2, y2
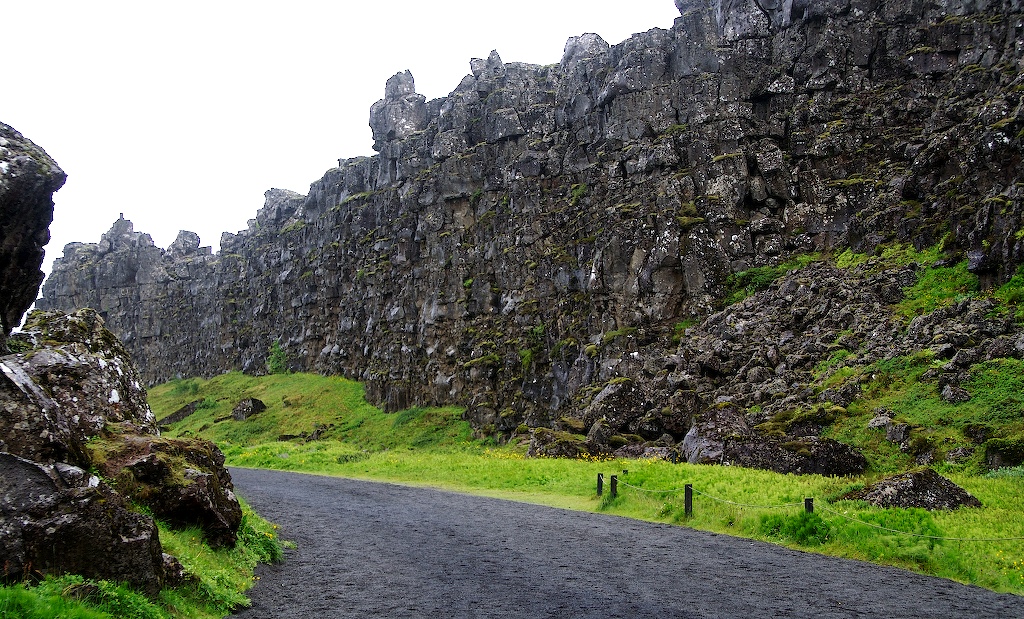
(147, 357, 1024, 595)
(0, 499, 283, 619)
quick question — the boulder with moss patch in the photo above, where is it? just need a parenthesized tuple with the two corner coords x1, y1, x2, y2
(0, 453, 166, 595)
(528, 427, 590, 458)
(682, 402, 866, 475)
(0, 308, 242, 590)
(843, 468, 982, 510)
(91, 434, 242, 548)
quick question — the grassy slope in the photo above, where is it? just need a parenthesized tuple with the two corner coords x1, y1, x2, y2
(817, 245, 1024, 475)
(149, 372, 471, 450)
(150, 367, 1024, 595)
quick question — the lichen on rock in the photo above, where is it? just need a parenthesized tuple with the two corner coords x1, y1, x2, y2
(1, 308, 242, 591)
(843, 468, 983, 510)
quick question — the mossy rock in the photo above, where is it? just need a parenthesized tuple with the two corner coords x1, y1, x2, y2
(985, 436, 1024, 469)
(528, 427, 589, 458)
(87, 434, 242, 548)
(556, 416, 587, 433)
(608, 434, 632, 448)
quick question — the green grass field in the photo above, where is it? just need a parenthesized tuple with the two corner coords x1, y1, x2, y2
(149, 371, 1024, 596)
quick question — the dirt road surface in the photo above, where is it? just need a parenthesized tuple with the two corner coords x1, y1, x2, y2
(229, 468, 1024, 618)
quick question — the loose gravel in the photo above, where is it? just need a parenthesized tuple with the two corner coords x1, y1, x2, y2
(229, 468, 1024, 618)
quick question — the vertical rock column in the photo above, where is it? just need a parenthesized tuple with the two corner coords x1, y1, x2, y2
(0, 122, 66, 349)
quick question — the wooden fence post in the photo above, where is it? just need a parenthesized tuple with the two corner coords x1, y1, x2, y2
(610, 475, 618, 498)
(805, 497, 814, 513)
(597, 473, 603, 496)
(684, 484, 693, 518)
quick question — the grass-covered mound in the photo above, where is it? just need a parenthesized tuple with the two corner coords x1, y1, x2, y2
(150, 372, 471, 450)
(0, 499, 283, 618)
(149, 372, 1024, 595)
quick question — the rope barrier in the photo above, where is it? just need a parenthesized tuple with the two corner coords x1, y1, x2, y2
(616, 479, 802, 509)
(610, 478, 1024, 542)
(616, 480, 689, 494)
(690, 487, 805, 509)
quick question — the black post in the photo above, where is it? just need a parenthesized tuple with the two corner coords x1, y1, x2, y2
(805, 497, 814, 513)
(684, 484, 693, 518)
(597, 473, 604, 496)
(610, 475, 618, 498)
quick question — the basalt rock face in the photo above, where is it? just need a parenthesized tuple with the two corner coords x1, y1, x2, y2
(39, 1, 1024, 461)
(0, 123, 65, 350)
(0, 309, 241, 589)
(0, 453, 166, 595)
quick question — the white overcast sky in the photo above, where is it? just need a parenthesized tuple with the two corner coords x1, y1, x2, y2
(3, 1, 680, 277)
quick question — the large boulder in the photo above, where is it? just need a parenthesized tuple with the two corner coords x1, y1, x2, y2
(844, 469, 983, 510)
(0, 123, 65, 350)
(0, 308, 243, 589)
(527, 428, 590, 458)
(232, 397, 266, 421)
(0, 453, 166, 595)
(681, 402, 752, 464)
(682, 403, 866, 475)
(94, 435, 242, 549)
(724, 435, 867, 476)
(0, 309, 158, 466)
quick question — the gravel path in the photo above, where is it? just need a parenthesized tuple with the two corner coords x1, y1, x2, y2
(229, 468, 1024, 618)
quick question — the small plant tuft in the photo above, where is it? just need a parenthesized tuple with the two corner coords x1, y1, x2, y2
(267, 341, 289, 375)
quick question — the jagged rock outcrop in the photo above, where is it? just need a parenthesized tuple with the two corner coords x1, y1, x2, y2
(1, 309, 242, 590)
(843, 468, 982, 509)
(38, 1, 1024, 466)
(0, 123, 65, 351)
(0, 309, 158, 465)
(0, 453, 166, 595)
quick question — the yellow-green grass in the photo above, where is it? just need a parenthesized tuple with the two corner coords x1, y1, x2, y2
(149, 373, 1024, 595)
(0, 499, 283, 618)
(151, 372, 472, 450)
(221, 442, 1024, 594)
(824, 353, 1024, 475)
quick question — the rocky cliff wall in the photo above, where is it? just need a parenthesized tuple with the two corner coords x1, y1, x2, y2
(0, 124, 242, 591)
(39, 0, 1024, 435)
(0, 122, 65, 349)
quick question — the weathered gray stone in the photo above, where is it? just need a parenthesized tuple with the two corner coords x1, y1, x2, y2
(0, 309, 157, 466)
(232, 397, 267, 421)
(369, 71, 429, 153)
(0, 123, 65, 348)
(0, 453, 165, 595)
(844, 468, 982, 510)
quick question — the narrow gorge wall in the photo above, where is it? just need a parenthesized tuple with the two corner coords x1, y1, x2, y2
(39, 0, 1024, 434)
(1, 122, 65, 349)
